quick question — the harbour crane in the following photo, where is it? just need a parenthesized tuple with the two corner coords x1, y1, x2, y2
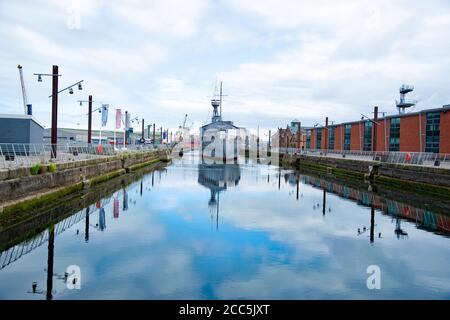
(17, 64, 31, 115)
(180, 114, 188, 130)
(175, 114, 188, 141)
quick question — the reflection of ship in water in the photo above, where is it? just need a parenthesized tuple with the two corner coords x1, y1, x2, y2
(200, 82, 243, 163)
(197, 162, 241, 229)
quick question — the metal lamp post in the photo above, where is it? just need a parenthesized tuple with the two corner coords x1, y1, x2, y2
(34, 65, 83, 157)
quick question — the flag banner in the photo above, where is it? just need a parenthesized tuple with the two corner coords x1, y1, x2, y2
(101, 104, 109, 127)
(116, 109, 122, 129)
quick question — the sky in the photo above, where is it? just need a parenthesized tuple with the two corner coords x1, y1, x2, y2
(1, 0, 450, 134)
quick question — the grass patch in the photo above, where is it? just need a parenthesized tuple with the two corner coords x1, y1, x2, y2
(48, 163, 57, 173)
(30, 163, 40, 175)
(90, 169, 126, 186)
(127, 158, 160, 172)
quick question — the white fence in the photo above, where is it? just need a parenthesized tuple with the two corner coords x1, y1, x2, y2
(276, 147, 450, 168)
(0, 143, 171, 170)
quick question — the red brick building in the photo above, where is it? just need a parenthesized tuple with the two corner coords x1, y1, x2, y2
(273, 120, 307, 149)
(305, 105, 450, 153)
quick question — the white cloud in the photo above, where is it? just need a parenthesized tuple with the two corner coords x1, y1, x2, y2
(0, 0, 449, 131)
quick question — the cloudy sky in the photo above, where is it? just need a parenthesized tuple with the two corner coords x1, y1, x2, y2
(1, 0, 449, 133)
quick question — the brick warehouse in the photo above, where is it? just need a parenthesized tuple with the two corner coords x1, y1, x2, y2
(305, 105, 450, 154)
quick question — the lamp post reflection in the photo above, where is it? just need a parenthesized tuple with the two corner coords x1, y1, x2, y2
(46, 225, 55, 300)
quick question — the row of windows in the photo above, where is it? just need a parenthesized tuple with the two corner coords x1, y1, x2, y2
(307, 112, 441, 153)
(316, 128, 322, 150)
(389, 117, 400, 151)
(425, 112, 440, 153)
(363, 121, 372, 151)
(306, 130, 311, 149)
(344, 124, 351, 151)
(328, 127, 335, 150)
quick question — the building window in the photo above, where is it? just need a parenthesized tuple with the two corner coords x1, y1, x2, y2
(328, 126, 335, 150)
(389, 117, 400, 151)
(363, 121, 372, 151)
(306, 130, 311, 149)
(425, 112, 440, 153)
(344, 124, 351, 151)
(316, 128, 322, 150)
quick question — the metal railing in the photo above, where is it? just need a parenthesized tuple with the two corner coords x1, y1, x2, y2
(275, 147, 450, 168)
(0, 142, 171, 170)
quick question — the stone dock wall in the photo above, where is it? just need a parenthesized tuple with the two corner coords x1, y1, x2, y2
(0, 149, 171, 214)
(278, 152, 450, 199)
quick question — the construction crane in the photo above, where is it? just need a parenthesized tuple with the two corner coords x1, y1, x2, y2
(180, 114, 188, 129)
(17, 64, 31, 115)
(176, 114, 189, 142)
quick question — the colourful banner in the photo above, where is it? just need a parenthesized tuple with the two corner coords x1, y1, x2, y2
(101, 104, 109, 127)
(116, 109, 122, 129)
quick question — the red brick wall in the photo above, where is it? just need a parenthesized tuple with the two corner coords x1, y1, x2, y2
(335, 125, 343, 151)
(440, 110, 450, 153)
(400, 114, 422, 152)
(322, 128, 328, 150)
(375, 118, 389, 152)
(350, 122, 362, 151)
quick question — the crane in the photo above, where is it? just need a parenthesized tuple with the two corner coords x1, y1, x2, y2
(17, 64, 31, 115)
(180, 114, 188, 129)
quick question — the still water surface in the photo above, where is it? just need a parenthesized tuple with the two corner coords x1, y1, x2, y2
(0, 153, 449, 299)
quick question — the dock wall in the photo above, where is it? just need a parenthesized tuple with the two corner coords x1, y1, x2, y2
(0, 149, 171, 215)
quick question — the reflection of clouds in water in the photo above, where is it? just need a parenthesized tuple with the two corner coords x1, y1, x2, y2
(1, 161, 450, 299)
(215, 264, 349, 299)
(90, 250, 202, 299)
(214, 237, 428, 299)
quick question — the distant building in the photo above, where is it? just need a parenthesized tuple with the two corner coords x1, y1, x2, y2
(0, 114, 44, 145)
(272, 119, 309, 149)
(305, 105, 450, 153)
(43, 128, 156, 145)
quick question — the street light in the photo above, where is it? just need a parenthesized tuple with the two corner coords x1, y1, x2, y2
(34, 66, 84, 157)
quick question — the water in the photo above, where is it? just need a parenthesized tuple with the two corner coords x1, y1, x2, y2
(0, 153, 449, 299)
